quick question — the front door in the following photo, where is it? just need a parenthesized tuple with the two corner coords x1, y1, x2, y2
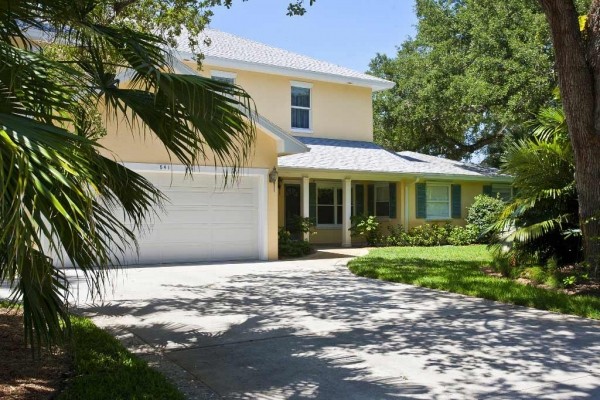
(284, 184, 301, 239)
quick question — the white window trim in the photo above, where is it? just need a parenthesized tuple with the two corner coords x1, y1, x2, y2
(211, 70, 237, 81)
(425, 183, 451, 220)
(374, 183, 391, 219)
(291, 81, 312, 132)
(291, 81, 313, 89)
(316, 183, 342, 228)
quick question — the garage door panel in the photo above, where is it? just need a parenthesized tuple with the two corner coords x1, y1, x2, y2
(211, 209, 256, 224)
(210, 192, 255, 207)
(129, 172, 262, 264)
(213, 243, 258, 260)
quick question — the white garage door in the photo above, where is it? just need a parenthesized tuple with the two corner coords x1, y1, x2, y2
(122, 169, 265, 265)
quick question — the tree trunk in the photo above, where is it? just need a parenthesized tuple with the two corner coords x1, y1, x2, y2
(539, 0, 600, 277)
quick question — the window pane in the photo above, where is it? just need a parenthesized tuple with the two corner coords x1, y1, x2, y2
(375, 186, 389, 202)
(337, 205, 343, 224)
(212, 76, 235, 84)
(317, 188, 334, 205)
(291, 86, 310, 107)
(318, 205, 335, 224)
(376, 202, 390, 217)
(492, 185, 512, 202)
(427, 202, 449, 219)
(292, 108, 310, 129)
(427, 186, 449, 201)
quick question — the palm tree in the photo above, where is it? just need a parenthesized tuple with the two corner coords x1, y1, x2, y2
(491, 106, 581, 265)
(0, 1, 256, 350)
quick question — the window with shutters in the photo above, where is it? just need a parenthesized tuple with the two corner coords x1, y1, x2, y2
(291, 82, 312, 131)
(426, 184, 451, 219)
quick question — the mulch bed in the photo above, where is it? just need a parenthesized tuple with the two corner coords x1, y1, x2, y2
(481, 266, 600, 297)
(0, 308, 70, 400)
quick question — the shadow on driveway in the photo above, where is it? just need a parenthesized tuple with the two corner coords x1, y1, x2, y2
(75, 261, 600, 399)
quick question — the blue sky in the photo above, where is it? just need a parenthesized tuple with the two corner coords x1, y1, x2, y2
(209, 0, 417, 73)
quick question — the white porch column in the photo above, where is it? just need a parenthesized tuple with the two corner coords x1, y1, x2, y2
(404, 182, 410, 232)
(342, 178, 352, 247)
(302, 176, 310, 241)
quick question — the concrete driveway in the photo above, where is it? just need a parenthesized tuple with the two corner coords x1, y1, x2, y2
(68, 249, 600, 399)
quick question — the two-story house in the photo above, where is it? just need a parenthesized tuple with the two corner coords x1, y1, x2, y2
(100, 29, 511, 264)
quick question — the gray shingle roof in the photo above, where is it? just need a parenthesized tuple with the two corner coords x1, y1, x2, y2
(176, 29, 394, 91)
(278, 137, 510, 180)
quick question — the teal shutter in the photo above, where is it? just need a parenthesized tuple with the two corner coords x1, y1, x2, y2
(389, 183, 397, 218)
(451, 184, 462, 219)
(483, 185, 493, 196)
(309, 183, 316, 220)
(367, 184, 374, 215)
(416, 183, 426, 219)
(355, 184, 365, 215)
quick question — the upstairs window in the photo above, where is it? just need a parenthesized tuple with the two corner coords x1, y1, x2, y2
(211, 70, 236, 84)
(291, 82, 312, 130)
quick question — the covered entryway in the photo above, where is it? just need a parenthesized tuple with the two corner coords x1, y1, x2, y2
(120, 164, 268, 265)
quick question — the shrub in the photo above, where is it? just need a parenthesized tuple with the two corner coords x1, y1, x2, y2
(287, 216, 316, 236)
(406, 223, 453, 246)
(448, 224, 479, 246)
(384, 225, 411, 246)
(350, 215, 381, 246)
(521, 266, 547, 284)
(466, 194, 505, 243)
(278, 227, 312, 258)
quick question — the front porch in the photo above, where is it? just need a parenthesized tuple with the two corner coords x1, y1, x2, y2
(277, 174, 407, 247)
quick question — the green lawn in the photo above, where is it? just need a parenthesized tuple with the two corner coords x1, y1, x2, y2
(59, 316, 184, 400)
(348, 245, 600, 319)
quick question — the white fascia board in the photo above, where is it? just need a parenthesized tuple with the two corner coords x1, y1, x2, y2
(174, 51, 395, 92)
(122, 163, 269, 177)
(277, 167, 513, 183)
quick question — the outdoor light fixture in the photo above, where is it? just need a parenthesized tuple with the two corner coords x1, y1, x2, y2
(268, 167, 278, 183)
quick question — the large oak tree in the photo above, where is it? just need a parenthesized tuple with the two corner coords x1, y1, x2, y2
(540, 0, 600, 275)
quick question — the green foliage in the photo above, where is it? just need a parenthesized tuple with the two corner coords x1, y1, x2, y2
(369, 0, 555, 163)
(466, 195, 505, 242)
(0, 1, 257, 351)
(448, 224, 480, 246)
(348, 246, 600, 320)
(378, 223, 478, 247)
(521, 266, 547, 285)
(350, 215, 381, 246)
(490, 106, 581, 265)
(59, 316, 184, 399)
(286, 216, 316, 236)
(278, 228, 312, 258)
(405, 223, 454, 246)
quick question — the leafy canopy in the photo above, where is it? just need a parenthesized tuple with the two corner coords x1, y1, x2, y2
(368, 0, 556, 163)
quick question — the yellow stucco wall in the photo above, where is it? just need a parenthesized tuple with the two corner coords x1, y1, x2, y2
(98, 113, 280, 260)
(184, 62, 374, 142)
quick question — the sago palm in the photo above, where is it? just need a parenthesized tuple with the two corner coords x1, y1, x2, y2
(490, 106, 581, 263)
(0, 0, 256, 350)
